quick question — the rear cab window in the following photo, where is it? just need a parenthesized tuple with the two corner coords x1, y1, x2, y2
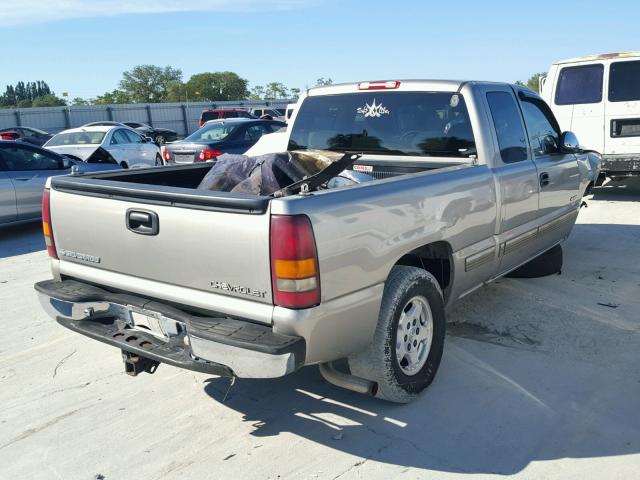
(486, 91, 528, 163)
(200, 111, 219, 123)
(288, 91, 476, 158)
(555, 64, 604, 105)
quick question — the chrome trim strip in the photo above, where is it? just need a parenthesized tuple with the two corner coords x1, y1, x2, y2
(465, 247, 496, 272)
(503, 228, 538, 256)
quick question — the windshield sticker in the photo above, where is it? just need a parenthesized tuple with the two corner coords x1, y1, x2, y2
(357, 99, 390, 118)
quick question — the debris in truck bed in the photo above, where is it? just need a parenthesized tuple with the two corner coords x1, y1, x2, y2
(197, 150, 370, 195)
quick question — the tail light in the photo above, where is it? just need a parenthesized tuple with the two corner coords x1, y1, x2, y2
(163, 149, 172, 162)
(197, 149, 222, 162)
(42, 189, 58, 259)
(270, 215, 320, 309)
(199, 120, 205, 127)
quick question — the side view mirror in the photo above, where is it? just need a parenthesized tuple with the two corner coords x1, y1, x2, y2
(560, 131, 580, 153)
(61, 158, 74, 169)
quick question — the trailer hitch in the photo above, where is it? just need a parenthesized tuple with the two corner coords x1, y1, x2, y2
(122, 350, 160, 376)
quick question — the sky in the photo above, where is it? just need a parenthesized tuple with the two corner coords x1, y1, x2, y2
(0, 0, 638, 99)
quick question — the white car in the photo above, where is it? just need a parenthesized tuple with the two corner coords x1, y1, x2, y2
(44, 126, 162, 169)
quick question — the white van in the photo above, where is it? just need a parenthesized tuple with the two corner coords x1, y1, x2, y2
(540, 52, 640, 180)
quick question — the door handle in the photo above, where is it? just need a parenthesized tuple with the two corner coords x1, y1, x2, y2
(126, 209, 159, 235)
(539, 172, 550, 188)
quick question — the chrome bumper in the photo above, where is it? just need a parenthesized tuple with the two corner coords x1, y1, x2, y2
(35, 280, 304, 379)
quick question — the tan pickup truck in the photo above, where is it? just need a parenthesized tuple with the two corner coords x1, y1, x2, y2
(35, 80, 595, 402)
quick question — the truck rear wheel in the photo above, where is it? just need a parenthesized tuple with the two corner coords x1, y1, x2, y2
(348, 266, 445, 403)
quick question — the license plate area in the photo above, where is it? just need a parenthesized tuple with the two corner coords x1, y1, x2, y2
(128, 306, 183, 340)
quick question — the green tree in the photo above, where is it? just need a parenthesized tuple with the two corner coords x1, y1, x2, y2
(93, 89, 132, 105)
(119, 65, 183, 103)
(516, 72, 547, 93)
(315, 77, 333, 87)
(185, 72, 249, 101)
(32, 94, 66, 107)
(265, 82, 288, 99)
(289, 87, 301, 99)
(70, 97, 90, 106)
(165, 81, 186, 102)
(249, 85, 266, 100)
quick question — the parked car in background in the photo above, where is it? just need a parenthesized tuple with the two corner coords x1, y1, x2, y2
(82, 121, 128, 127)
(198, 108, 254, 127)
(251, 108, 286, 121)
(44, 126, 162, 168)
(0, 130, 20, 141)
(0, 140, 120, 227)
(122, 122, 178, 145)
(540, 51, 640, 181)
(163, 118, 285, 164)
(0, 127, 52, 146)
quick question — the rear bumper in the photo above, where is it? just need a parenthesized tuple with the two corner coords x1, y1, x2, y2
(601, 155, 640, 176)
(34, 279, 305, 378)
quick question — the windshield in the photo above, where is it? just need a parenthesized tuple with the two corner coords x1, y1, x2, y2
(185, 123, 236, 142)
(46, 131, 105, 146)
(289, 91, 476, 157)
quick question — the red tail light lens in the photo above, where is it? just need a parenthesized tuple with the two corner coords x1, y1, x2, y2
(270, 215, 320, 309)
(163, 149, 172, 162)
(197, 149, 222, 161)
(199, 120, 205, 127)
(358, 80, 400, 90)
(42, 189, 58, 259)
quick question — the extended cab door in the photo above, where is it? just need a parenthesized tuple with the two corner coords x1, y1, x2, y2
(605, 58, 640, 156)
(516, 90, 581, 220)
(481, 85, 542, 273)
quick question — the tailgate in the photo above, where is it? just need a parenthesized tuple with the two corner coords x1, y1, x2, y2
(48, 184, 274, 316)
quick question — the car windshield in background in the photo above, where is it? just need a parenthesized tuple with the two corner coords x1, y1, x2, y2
(288, 91, 476, 157)
(185, 123, 235, 142)
(47, 131, 105, 146)
(609, 60, 640, 102)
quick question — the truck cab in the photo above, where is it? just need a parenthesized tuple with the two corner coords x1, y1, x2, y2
(540, 52, 640, 180)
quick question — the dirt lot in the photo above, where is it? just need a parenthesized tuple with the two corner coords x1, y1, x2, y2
(1, 180, 639, 480)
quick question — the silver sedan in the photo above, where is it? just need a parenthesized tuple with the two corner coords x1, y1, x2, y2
(44, 126, 162, 169)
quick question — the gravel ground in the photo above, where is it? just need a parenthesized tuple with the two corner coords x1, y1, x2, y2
(1, 180, 639, 480)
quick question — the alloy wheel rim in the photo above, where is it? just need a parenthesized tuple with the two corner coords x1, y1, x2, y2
(395, 295, 433, 376)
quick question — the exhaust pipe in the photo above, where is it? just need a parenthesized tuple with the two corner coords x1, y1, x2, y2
(319, 362, 377, 396)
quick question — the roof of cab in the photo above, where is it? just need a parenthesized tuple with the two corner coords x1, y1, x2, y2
(307, 79, 525, 96)
(552, 51, 640, 65)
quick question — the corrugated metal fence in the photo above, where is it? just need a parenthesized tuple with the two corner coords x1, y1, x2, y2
(0, 99, 292, 136)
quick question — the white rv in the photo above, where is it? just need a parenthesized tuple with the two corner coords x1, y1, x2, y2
(540, 52, 640, 180)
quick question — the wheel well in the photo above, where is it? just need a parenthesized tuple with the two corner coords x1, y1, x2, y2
(394, 241, 453, 300)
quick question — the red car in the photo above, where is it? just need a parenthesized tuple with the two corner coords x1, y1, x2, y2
(198, 108, 254, 127)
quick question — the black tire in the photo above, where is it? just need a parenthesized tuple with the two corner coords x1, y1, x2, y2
(506, 244, 563, 278)
(155, 154, 162, 166)
(348, 266, 446, 403)
(154, 135, 165, 145)
(119, 161, 129, 169)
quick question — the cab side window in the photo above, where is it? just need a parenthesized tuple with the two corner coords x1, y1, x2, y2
(520, 100, 560, 156)
(486, 91, 528, 163)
